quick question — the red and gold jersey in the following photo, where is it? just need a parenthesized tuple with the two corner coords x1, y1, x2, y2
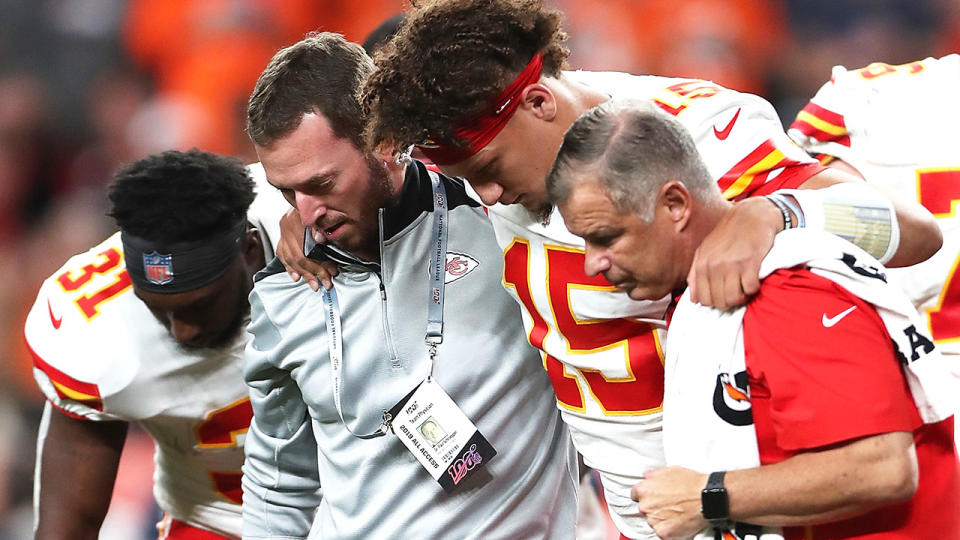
(23, 164, 286, 539)
(488, 71, 822, 538)
(788, 55, 960, 358)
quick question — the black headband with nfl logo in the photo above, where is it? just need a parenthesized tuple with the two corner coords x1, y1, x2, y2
(121, 218, 247, 293)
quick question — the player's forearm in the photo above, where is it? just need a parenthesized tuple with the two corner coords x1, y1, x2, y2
(868, 183, 941, 267)
(35, 514, 105, 540)
(797, 167, 942, 266)
(726, 431, 918, 526)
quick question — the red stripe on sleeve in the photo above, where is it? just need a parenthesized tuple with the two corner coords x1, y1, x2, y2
(25, 335, 104, 411)
(789, 118, 852, 147)
(789, 102, 851, 147)
(717, 138, 823, 201)
(716, 139, 780, 194)
(736, 163, 826, 200)
(47, 399, 93, 421)
(799, 102, 845, 128)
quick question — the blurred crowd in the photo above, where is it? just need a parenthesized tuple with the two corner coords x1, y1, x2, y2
(0, 1, 956, 538)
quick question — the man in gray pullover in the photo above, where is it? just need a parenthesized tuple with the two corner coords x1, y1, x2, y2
(240, 33, 578, 539)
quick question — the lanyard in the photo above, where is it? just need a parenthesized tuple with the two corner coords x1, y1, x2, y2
(322, 174, 448, 439)
(425, 174, 448, 360)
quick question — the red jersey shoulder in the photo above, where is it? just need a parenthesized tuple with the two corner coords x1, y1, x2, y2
(745, 267, 897, 371)
(751, 268, 883, 329)
(743, 268, 921, 451)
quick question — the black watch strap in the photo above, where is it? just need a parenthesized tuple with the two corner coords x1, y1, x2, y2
(701, 470, 729, 530)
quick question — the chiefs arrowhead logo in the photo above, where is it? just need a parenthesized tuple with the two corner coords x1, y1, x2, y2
(429, 252, 480, 284)
(47, 298, 63, 329)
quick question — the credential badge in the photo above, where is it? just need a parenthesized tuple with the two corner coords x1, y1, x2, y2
(143, 252, 174, 285)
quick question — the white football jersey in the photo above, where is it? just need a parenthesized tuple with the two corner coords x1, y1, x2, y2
(25, 164, 286, 538)
(788, 55, 960, 358)
(488, 71, 822, 538)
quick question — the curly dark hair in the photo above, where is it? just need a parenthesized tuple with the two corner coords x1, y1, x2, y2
(107, 149, 255, 243)
(248, 32, 374, 149)
(362, 13, 406, 57)
(362, 0, 569, 154)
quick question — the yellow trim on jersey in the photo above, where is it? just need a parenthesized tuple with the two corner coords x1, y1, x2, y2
(502, 238, 587, 414)
(721, 149, 788, 200)
(925, 252, 960, 345)
(577, 339, 665, 417)
(543, 245, 625, 355)
(817, 154, 837, 166)
(501, 238, 553, 348)
(195, 396, 251, 450)
(545, 244, 664, 417)
(916, 166, 960, 219)
(50, 380, 99, 402)
(540, 242, 589, 414)
(208, 471, 244, 505)
(794, 110, 847, 137)
(541, 353, 588, 415)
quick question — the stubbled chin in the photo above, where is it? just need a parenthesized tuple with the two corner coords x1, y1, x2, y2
(520, 201, 553, 222)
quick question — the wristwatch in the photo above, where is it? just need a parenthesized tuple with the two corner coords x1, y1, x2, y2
(701, 470, 729, 530)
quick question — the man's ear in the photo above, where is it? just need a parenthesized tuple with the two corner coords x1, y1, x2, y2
(519, 83, 558, 122)
(371, 141, 407, 174)
(660, 181, 693, 230)
(243, 224, 265, 268)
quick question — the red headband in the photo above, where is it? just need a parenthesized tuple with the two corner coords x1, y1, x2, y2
(419, 54, 543, 165)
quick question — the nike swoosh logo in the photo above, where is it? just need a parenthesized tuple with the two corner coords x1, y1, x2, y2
(822, 305, 856, 327)
(48, 299, 62, 329)
(713, 107, 741, 140)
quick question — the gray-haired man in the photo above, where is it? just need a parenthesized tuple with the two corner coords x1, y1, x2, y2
(548, 99, 958, 540)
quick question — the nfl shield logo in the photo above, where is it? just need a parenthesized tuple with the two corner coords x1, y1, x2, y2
(143, 252, 174, 285)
